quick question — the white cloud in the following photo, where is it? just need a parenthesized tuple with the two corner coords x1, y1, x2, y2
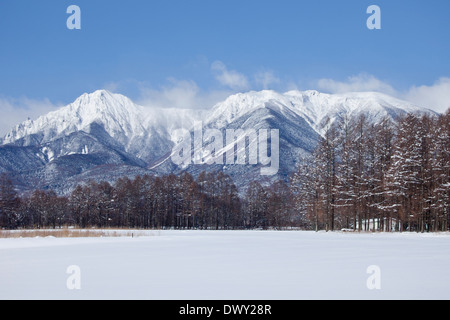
(103, 81, 121, 93)
(315, 73, 450, 113)
(138, 79, 200, 109)
(136, 78, 231, 110)
(254, 70, 280, 90)
(211, 61, 249, 91)
(404, 77, 450, 113)
(0, 97, 59, 137)
(316, 73, 396, 95)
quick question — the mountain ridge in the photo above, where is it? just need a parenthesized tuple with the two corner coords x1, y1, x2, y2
(0, 89, 436, 194)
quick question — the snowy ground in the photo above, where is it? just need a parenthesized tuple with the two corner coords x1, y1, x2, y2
(1, 230, 450, 300)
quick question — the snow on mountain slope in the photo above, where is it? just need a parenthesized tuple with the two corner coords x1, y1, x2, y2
(3, 89, 431, 149)
(207, 90, 433, 136)
(158, 89, 434, 190)
(0, 88, 435, 194)
(3, 90, 145, 146)
(2, 90, 202, 163)
(286, 90, 433, 134)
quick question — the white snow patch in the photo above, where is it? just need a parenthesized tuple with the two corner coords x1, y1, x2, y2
(1, 230, 449, 300)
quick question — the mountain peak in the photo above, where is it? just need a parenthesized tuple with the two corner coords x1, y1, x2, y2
(89, 89, 123, 100)
(2, 89, 145, 146)
(205, 89, 433, 135)
(74, 89, 113, 103)
(72, 90, 135, 111)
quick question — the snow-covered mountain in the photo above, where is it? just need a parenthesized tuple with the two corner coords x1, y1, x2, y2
(4, 90, 145, 145)
(161, 89, 433, 188)
(206, 89, 428, 135)
(0, 89, 434, 194)
(3, 90, 202, 164)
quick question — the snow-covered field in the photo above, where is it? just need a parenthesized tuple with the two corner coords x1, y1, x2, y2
(1, 230, 450, 300)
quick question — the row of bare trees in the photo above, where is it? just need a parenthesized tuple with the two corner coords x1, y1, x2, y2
(291, 110, 449, 232)
(0, 171, 295, 230)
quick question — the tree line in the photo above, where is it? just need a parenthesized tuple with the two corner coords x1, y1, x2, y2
(0, 111, 448, 232)
(0, 171, 296, 230)
(291, 110, 449, 232)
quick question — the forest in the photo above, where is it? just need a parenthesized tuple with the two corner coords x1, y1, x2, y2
(0, 110, 448, 232)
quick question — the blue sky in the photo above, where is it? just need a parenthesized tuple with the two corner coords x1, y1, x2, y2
(0, 0, 449, 134)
